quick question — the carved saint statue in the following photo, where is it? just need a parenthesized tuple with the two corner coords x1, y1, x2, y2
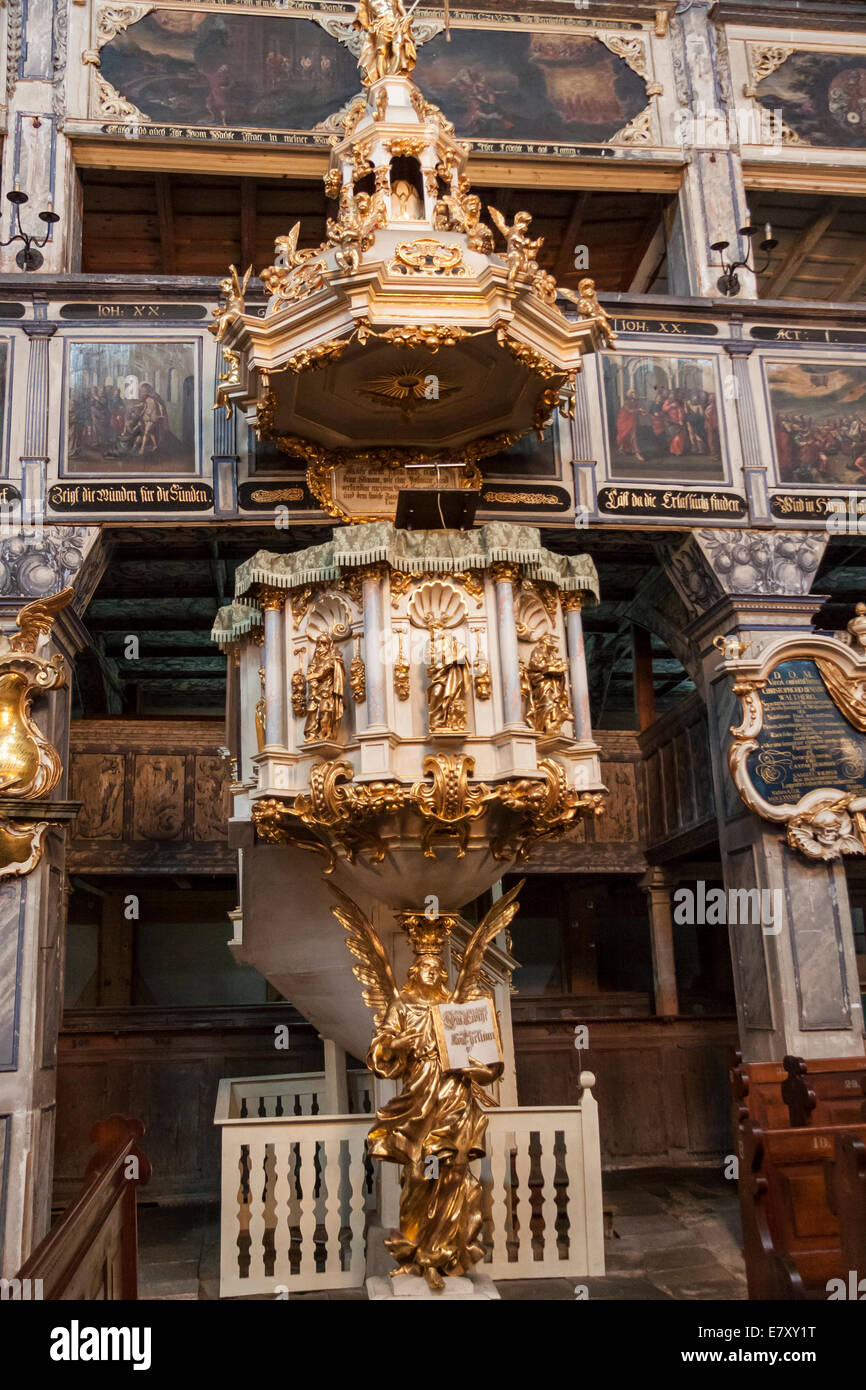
(304, 635, 346, 742)
(355, 0, 417, 86)
(427, 630, 467, 733)
(331, 883, 522, 1290)
(391, 178, 424, 221)
(526, 635, 572, 736)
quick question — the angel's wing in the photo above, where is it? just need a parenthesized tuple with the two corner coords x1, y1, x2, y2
(453, 879, 524, 1003)
(281, 224, 301, 263)
(556, 285, 579, 306)
(11, 588, 74, 653)
(240, 264, 253, 294)
(487, 205, 510, 242)
(330, 885, 399, 1026)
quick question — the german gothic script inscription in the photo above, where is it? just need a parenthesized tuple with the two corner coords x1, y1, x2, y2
(746, 660, 866, 806)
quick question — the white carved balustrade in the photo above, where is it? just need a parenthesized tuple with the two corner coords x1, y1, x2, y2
(214, 1073, 604, 1297)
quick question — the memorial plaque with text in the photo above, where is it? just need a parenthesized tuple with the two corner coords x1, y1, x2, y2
(746, 660, 866, 806)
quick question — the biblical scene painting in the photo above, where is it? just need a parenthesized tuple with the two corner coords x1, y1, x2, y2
(65, 341, 198, 476)
(100, 11, 360, 130)
(757, 51, 866, 148)
(765, 359, 866, 486)
(602, 353, 725, 482)
(414, 29, 646, 143)
(100, 11, 647, 144)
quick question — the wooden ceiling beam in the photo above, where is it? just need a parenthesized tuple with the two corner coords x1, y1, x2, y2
(837, 244, 866, 303)
(552, 190, 591, 280)
(764, 196, 843, 299)
(154, 173, 176, 275)
(69, 138, 682, 191)
(625, 194, 665, 292)
(241, 178, 257, 275)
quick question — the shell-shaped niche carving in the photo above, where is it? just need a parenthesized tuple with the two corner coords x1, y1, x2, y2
(306, 594, 352, 642)
(407, 580, 467, 630)
(514, 589, 552, 643)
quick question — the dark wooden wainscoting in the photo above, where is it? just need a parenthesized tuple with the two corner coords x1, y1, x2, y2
(515, 1015, 738, 1167)
(54, 1005, 323, 1206)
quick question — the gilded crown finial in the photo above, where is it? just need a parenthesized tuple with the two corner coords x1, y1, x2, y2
(399, 910, 458, 957)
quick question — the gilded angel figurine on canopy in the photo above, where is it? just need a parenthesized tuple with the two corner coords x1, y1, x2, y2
(330, 881, 523, 1290)
(355, 0, 418, 85)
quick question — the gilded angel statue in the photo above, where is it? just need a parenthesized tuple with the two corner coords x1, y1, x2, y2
(327, 190, 387, 274)
(557, 277, 617, 348)
(273, 223, 306, 269)
(331, 881, 523, 1290)
(355, 0, 417, 86)
(433, 192, 494, 253)
(209, 264, 251, 342)
(488, 206, 542, 288)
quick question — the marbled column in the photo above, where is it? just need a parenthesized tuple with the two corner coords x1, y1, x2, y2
(361, 567, 387, 730)
(1, 0, 79, 276)
(570, 373, 597, 520)
(563, 593, 593, 742)
(639, 868, 679, 1017)
(21, 317, 57, 515)
(212, 385, 238, 516)
(669, 2, 755, 298)
(725, 344, 770, 523)
(675, 564, 861, 1061)
(491, 564, 522, 727)
(260, 590, 286, 748)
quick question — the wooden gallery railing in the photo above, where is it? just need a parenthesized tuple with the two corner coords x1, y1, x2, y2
(15, 1115, 151, 1300)
(215, 1072, 605, 1296)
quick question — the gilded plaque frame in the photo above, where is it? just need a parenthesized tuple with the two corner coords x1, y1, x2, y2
(722, 629, 866, 860)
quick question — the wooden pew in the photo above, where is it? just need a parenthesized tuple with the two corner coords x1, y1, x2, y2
(15, 1115, 150, 1300)
(738, 1116, 866, 1300)
(781, 1055, 866, 1129)
(732, 1051, 866, 1131)
(825, 1133, 866, 1294)
(731, 1053, 788, 1131)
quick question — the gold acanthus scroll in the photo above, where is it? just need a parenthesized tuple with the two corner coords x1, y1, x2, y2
(0, 588, 74, 880)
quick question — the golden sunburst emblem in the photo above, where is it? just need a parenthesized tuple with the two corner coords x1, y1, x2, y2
(362, 360, 457, 414)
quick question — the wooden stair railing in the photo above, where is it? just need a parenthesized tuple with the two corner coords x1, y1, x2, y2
(15, 1115, 151, 1300)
